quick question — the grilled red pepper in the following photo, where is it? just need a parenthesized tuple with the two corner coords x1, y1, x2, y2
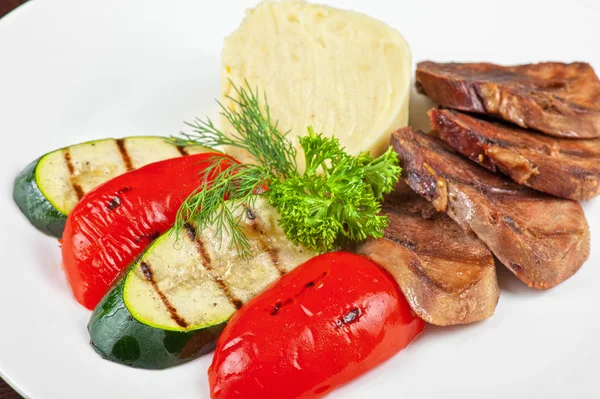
(208, 252, 425, 399)
(61, 153, 227, 310)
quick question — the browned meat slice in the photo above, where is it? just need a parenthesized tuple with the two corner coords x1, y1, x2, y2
(356, 184, 499, 326)
(416, 61, 600, 138)
(430, 108, 600, 201)
(391, 127, 590, 289)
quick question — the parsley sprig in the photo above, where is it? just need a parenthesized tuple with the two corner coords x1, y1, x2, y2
(169, 82, 401, 257)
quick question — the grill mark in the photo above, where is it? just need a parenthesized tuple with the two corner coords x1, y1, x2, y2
(140, 261, 188, 328)
(184, 223, 243, 309)
(116, 139, 134, 171)
(63, 149, 85, 200)
(403, 255, 455, 292)
(335, 307, 362, 328)
(382, 231, 417, 251)
(270, 271, 327, 316)
(135, 230, 160, 244)
(244, 206, 285, 276)
(176, 146, 189, 156)
(270, 298, 293, 316)
(265, 248, 283, 274)
(107, 196, 121, 210)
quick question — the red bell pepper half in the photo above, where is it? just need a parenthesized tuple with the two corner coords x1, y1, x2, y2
(209, 252, 425, 399)
(61, 152, 228, 310)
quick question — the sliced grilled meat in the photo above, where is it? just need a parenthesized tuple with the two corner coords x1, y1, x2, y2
(430, 108, 600, 201)
(416, 61, 600, 138)
(391, 127, 590, 289)
(356, 183, 499, 326)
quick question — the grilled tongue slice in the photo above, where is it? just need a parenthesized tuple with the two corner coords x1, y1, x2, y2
(416, 61, 600, 138)
(356, 183, 499, 326)
(391, 127, 590, 290)
(430, 108, 600, 201)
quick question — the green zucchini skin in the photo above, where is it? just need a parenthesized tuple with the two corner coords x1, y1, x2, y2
(13, 137, 205, 238)
(13, 158, 66, 238)
(88, 277, 226, 370)
(88, 198, 312, 369)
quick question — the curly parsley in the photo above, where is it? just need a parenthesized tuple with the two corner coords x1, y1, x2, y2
(169, 81, 401, 257)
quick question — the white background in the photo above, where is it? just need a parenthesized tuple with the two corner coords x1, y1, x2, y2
(0, 1, 598, 398)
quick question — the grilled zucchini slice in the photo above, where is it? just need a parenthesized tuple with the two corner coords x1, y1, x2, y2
(13, 136, 207, 237)
(88, 197, 314, 369)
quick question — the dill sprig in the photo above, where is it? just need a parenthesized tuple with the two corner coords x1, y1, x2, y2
(173, 161, 265, 257)
(170, 81, 297, 178)
(170, 81, 401, 258)
(169, 81, 295, 257)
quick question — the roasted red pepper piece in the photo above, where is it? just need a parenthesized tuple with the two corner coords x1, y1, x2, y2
(61, 153, 228, 310)
(208, 252, 425, 399)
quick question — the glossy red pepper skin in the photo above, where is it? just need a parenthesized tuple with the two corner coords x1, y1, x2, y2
(61, 153, 226, 310)
(208, 252, 425, 399)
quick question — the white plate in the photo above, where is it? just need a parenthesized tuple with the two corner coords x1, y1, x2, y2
(0, 0, 598, 398)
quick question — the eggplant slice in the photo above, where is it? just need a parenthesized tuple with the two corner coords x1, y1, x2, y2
(430, 108, 600, 201)
(416, 61, 600, 138)
(391, 127, 590, 290)
(357, 183, 499, 326)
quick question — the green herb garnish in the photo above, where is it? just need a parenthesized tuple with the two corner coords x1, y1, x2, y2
(169, 82, 401, 257)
